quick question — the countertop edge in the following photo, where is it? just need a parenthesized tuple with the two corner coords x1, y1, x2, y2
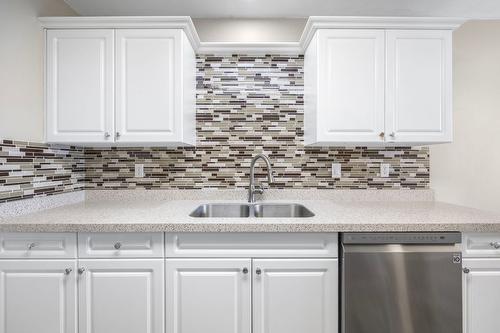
(1, 223, 499, 233)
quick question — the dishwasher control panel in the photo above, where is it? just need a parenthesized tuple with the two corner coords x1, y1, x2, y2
(341, 232, 462, 244)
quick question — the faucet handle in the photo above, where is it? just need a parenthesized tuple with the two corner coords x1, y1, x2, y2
(252, 184, 265, 194)
(271, 170, 277, 181)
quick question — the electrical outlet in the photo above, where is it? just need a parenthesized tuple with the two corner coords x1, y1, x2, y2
(331, 163, 342, 178)
(134, 164, 144, 178)
(380, 163, 390, 178)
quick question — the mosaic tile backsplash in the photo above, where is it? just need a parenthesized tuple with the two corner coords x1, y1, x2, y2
(0, 54, 429, 203)
(0, 140, 85, 202)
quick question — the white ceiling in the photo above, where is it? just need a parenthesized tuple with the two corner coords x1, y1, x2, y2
(64, 0, 500, 18)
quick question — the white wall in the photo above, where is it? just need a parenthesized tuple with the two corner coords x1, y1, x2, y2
(431, 20, 500, 213)
(0, 0, 76, 142)
(193, 18, 306, 42)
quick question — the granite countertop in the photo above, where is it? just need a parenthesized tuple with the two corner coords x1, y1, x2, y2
(1, 190, 500, 232)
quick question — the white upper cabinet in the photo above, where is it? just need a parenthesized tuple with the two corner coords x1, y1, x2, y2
(305, 29, 385, 145)
(115, 29, 195, 145)
(46, 29, 114, 143)
(385, 30, 452, 143)
(43, 18, 198, 146)
(303, 17, 463, 146)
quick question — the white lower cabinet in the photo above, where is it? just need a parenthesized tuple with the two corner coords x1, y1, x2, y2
(0, 260, 77, 333)
(78, 259, 164, 333)
(253, 259, 338, 333)
(463, 258, 500, 333)
(0, 232, 338, 333)
(166, 258, 338, 333)
(165, 259, 252, 333)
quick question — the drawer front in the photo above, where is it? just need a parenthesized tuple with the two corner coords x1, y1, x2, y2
(78, 233, 164, 258)
(0, 233, 77, 258)
(463, 233, 500, 257)
(165, 233, 338, 258)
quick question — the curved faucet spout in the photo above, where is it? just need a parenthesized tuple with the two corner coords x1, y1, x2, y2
(248, 154, 274, 203)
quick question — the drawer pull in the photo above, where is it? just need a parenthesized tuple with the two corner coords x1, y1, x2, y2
(114, 242, 122, 250)
(256, 268, 262, 275)
(490, 242, 500, 249)
(463, 268, 470, 274)
(27, 243, 36, 250)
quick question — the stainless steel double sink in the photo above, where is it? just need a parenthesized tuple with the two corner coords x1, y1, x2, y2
(190, 203, 315, 218)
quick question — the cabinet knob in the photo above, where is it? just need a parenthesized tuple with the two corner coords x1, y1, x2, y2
(463, 267, 470, 274)
(65, 268, 73, 275)
(104, 132, 111, 138)
(116, 132, 121, 139)
(379, 132, 385, 139)
(490, 242, 500, 249)
(27, 243, 36, 250)
(256, 268, 262, 275)
(114, 242, 122, 250)
(242, 267, 249, 274)
(389, 132, 396, 138)
(78, 268, 86, 275)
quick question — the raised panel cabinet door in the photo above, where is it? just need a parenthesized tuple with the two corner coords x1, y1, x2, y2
(46, 29, 114, 143)
(385, 30, 452, 143)
(316, 29, 385, 143)
(0, 260, 77, 333)
(463, 258, 500, 333)
(78, 259, 164, 333)
(253, 259, 338, 333)
(165, 258, 252, 333)
(115, 29, 182, 143)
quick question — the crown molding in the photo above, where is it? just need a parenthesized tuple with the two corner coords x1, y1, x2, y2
(197, 42, 302, 55)
(39, 16, 467, 55)
(299, 16, 467, 50)
(39, 16, 201, 50)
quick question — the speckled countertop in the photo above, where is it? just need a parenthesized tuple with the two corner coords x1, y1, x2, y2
(1, 189, 500, 232)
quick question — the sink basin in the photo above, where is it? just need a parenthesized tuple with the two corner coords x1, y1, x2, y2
(189, 204, 250, 218)
(190, 203, 314, 218)
(253, 204, 315, 218)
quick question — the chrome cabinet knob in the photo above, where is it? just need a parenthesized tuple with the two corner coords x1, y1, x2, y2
(78, 268, 86, 275)
(256, 268, 262, 275)
(379, 132, 385, 140)
(104, 132, 111, 138)
(114, 242, 122, 250)
(242, 267, 249, 274)
(463, 267, 470, 274)
(490, 242, 500, 249)
(116, 132, 121, 139)
(27, 243, 36, 250)
(65, 268, 73, 275)
(389, 132, 396, 138)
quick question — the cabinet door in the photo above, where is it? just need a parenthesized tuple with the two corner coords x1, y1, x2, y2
(166, 258, 252, 333)
(253, 259, 338, 333)
(46, 29, 114, 143)
(78, 259, 164, 333)
(316, 29, 385, 143)
(463, 258, 500, 333)
(386, 30, 452, 143)
(115, 29, 182, 143)
(0, 260, 77, 333)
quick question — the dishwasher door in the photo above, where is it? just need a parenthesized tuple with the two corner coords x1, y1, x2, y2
(341, 233, 463, 333)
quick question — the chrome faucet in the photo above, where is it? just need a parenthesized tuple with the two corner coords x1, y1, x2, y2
(248, 154, 274, 203)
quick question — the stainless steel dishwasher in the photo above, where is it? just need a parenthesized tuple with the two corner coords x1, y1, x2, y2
(341, 232, 463, 333)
